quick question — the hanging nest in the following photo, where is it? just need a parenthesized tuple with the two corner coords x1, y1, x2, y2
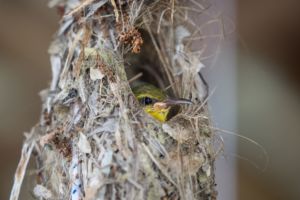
(11, 0, 218, 199)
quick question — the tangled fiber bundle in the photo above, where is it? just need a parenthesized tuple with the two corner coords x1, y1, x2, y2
(10, 0, 218, 199)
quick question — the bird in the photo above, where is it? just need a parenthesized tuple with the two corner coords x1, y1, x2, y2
(132, 84, 192, 122)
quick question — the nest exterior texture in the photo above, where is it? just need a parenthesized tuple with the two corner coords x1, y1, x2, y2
(10, 0, 217, 199)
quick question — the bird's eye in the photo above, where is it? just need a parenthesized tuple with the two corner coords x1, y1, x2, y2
(143, 97, 153, 105)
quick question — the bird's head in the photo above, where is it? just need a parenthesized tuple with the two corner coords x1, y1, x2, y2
(132, 84, 192, 122)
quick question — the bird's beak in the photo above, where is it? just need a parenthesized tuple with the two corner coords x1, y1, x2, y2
(163, 98, 193, 106)
(152, 98, 192, 111)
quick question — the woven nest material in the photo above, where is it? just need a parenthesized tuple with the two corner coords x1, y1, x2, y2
(10, 0, 218, 199)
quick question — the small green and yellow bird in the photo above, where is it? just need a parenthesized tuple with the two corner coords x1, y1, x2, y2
(132, 84, 192, 122)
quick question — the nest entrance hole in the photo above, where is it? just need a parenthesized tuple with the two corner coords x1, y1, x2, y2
(125, 29, 170, 92)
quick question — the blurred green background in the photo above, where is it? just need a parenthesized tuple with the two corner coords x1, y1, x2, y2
(0, 0, 299, 199)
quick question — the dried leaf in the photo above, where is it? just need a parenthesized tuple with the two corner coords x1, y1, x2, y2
(78, 132, 92, 154)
